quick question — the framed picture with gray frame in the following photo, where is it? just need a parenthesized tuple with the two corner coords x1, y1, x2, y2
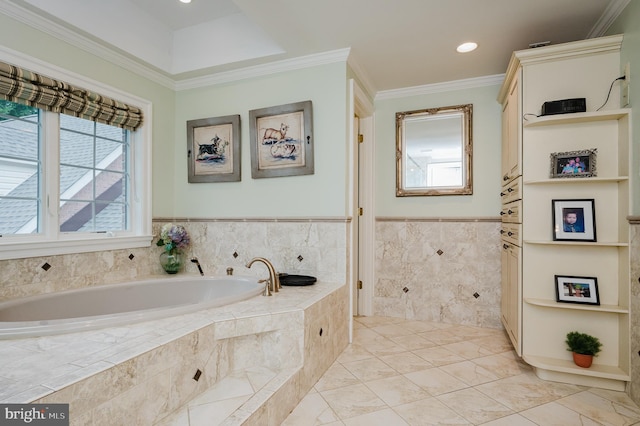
(187, 114, 241, 183)
(249, 100, 314, 179)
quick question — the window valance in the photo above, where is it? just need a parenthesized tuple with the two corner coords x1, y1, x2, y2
(0, 61, 143, 131)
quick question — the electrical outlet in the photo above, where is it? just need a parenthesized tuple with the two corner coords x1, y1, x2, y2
(622, 62, 630, 107)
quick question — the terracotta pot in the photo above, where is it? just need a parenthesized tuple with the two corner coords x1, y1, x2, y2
(572, 352, 594, 368)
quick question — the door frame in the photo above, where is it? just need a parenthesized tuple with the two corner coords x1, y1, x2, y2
(348, 79, 374, 341)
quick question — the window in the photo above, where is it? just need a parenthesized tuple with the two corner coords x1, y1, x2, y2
(0, 56, 152, 260)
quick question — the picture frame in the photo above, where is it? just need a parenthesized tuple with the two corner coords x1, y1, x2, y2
(549, 148, 597, 178)
(187, 114, 241, 183)
(249, 100, 314, 179)
(552, 199, 596, 242)
(555, 275, 600, 305)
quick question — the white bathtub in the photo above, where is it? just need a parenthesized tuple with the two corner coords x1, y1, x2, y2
(0, 275, 264, 339)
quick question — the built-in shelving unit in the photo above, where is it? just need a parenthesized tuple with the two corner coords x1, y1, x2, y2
(498, 35, 631, 391)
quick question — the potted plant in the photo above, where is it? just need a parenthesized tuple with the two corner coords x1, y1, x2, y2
(565, 331, 602, 368)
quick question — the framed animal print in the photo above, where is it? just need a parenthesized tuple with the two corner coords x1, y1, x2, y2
(249, 100, 314, 179)
(187, 114, 240, 183)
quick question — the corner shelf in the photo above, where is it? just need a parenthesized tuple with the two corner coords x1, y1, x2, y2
(524, 240, 628, 247)
(524, 177, 628, 185)
(523, 354, 630, 382)
(524, 298, 628, 314)
(523, 109, 630, 128)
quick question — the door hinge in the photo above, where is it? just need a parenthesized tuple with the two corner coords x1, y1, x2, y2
(359, 207, 363, 216)
(358, 134, 364, 143)
(357, 280, 363, 289)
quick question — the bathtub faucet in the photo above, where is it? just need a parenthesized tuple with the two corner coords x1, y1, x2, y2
(246, 257, 280, 294)
(190, 257, 204, 276)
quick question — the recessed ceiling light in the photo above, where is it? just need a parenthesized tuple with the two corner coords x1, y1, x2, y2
(179, 0, 191, 3)
(456, 42, 478, 53)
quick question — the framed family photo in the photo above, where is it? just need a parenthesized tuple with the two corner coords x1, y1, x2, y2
(187, 114, 241, 183)
(249, 100, 314, 179)
(552, 199, 596, 242)
(549, 148, 597, 179)
(555, 275, 600, 305)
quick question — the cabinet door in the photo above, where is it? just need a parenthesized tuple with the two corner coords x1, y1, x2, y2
(501, 241, 521, 355)
(502, 74, 521, 183)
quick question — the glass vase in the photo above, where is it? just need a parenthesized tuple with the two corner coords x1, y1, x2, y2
(159, 250, 184, 274)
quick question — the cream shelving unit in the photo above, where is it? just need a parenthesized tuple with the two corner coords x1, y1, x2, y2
(498, 35, 631, 391)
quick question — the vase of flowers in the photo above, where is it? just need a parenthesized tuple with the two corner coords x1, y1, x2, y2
(156, 223, 190, 274)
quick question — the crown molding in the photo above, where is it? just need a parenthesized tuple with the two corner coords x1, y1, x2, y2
(346, 54, 377, 100)
(174, 48, 351, 91)
(1, 2, 354, 92)
(587, 0, 631, 38)
(375, 74, 505, 101)
(0, 0, 176, 90)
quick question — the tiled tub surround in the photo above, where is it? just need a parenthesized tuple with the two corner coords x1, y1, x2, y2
(374, 218, 502, 329)
(0, 218, 348, 303)
(0, 280, 348, 425)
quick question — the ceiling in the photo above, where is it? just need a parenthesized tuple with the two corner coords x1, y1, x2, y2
(5, 0, 627, 93)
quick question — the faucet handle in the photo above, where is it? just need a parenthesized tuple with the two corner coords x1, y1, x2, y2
(258, 279, 272, 296)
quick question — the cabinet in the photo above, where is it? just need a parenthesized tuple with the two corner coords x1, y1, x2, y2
(500, 64, 522, 355)
(498, 35, 630, 391)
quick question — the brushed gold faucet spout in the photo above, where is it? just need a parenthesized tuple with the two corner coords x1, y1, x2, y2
(246, 257, 280, 293)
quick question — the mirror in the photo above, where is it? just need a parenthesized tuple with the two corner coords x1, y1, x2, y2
(396, 104, 472, 196)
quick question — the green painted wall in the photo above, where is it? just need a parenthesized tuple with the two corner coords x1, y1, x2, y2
(607, 1, 640, 214)
(0, 12, 350, 219)
(173, 62, 349, 217)
(374, 85, 502, 217)
(0, 13, 177, 217)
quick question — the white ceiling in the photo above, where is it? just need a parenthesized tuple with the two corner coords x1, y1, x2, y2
(5, 0, 628, 93)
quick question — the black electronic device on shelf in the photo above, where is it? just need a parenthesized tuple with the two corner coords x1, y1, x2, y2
(541, 98, 586, 116)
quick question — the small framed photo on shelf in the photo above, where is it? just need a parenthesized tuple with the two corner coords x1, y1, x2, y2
(552, 199, 596, 242)
(549, 148, 597, 179)
(555, 275, 600, 305)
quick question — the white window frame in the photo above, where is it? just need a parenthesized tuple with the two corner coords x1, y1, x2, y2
(0, 47, 152, 260)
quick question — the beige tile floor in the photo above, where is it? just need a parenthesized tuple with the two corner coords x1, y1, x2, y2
(283, 316, 640, 426)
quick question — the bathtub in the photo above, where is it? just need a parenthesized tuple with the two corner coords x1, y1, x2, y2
(0, 275, 264, 339)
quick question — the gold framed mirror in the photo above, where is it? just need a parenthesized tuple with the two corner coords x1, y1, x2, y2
(396, 104, 472, 196)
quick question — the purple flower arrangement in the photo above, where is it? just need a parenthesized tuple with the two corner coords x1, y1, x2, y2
(156, 223, 190, 253)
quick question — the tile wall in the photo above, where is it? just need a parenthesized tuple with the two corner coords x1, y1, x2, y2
(374, 219, 502, 329)
(0, 218, 349, 303)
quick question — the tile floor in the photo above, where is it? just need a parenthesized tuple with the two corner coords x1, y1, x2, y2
(283, 316, 640, 425)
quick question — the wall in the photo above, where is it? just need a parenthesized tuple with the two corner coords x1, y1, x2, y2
(374, 84, 502, 218)
(0, 10, 352, 302)
(172, 63, 349, 218)
(0, 12, 176, 218)
(370, 84, 503, 327)
(607, 0, 640, 405)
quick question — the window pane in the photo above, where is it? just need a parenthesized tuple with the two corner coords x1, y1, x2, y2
(96, 121, 125, 140)
(0, 199, 39, 234)
(58, 116, 129, 233)
(60, 130, 94, 168)
(0, 100, 41, 234)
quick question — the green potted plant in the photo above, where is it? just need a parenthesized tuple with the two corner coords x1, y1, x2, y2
(565, 331, 602, 368)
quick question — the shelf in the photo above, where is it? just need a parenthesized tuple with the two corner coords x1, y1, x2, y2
(523, 354, 630, 382)
(524, 240, 628, 247)
(524, 176, 628, 185)
(525, 298, 628, 314)
(523, 109, 630, 127)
